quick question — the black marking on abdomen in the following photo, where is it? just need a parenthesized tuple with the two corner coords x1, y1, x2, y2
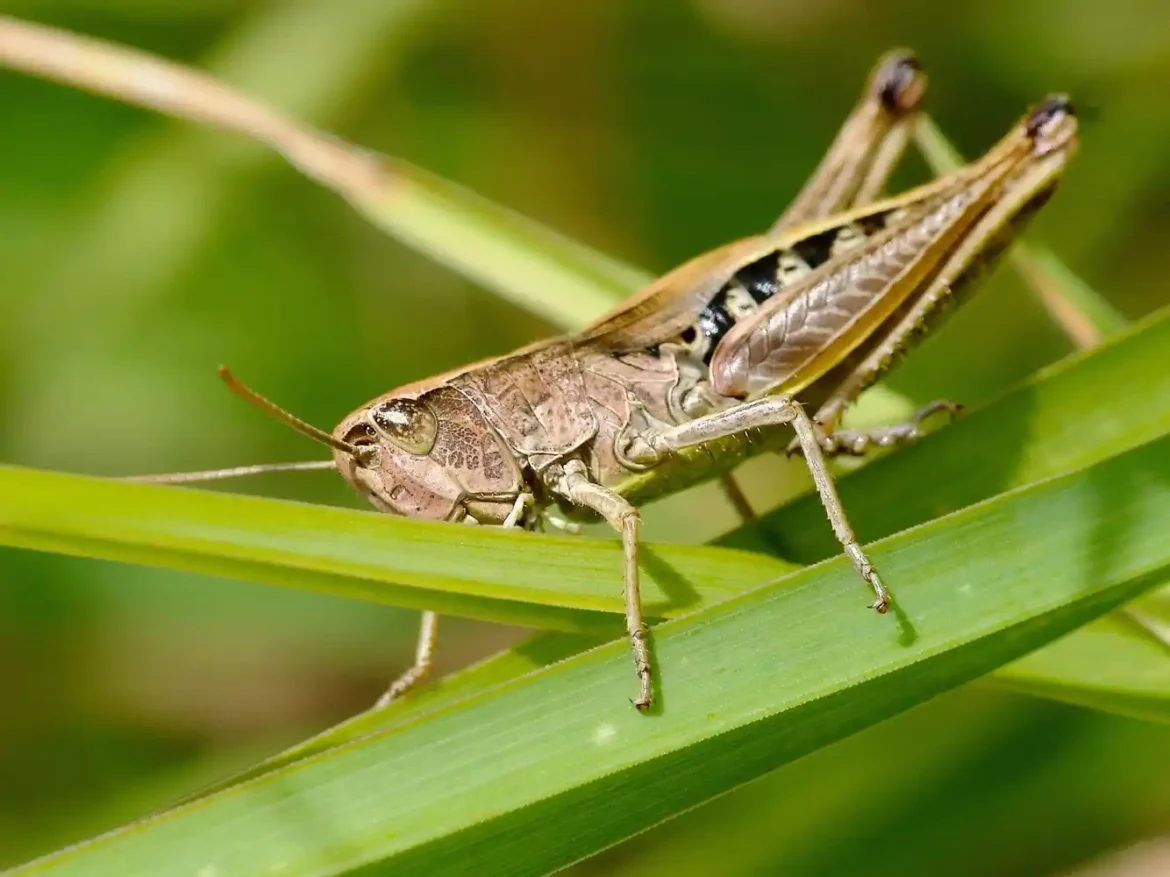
(697, 298, 735, 359)
(791, 227, 840, 271)
(695, 251, 784, 363)
(857, 211, 890, 236)
(685, 202, 905, 365)
(733, 250, 781, 303)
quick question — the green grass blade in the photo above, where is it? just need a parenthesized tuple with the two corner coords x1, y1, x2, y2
(0, 14, 636, 331)
(354, 162, 643, 328)
(192, 631, 605, 799)
(2, 3, 450, 325)
(670, 694, 1170, 877)
(731, 305, 1170, 718)
(1010, 243, 1131, 342)
(915, 115, 1127, 346)
(13, 435, 1170, 877)
(0, 464, 792, 635)
(995, 605, 1170, 723)
(585, 689, 1024, 877)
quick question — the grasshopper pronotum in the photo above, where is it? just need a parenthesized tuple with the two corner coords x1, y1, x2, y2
(139, 52, 1079, 712)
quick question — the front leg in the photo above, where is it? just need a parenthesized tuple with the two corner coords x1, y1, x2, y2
(372, 492, 534, 711)
(627, 396, 890, 613)
(374, 610, 439, 710)
(548, 462, 653, 712)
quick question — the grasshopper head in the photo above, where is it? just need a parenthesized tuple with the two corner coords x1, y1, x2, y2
(332, 386, 526, 526)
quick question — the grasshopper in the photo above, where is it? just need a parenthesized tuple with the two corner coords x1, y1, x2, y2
(139, 51, 1079, 712)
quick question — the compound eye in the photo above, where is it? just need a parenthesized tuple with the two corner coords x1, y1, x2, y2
(370, 398, 438, 455)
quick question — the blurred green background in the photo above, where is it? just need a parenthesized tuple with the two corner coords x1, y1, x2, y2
(2, 0, 1169, 873)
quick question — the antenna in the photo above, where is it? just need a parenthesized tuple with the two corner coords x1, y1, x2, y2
(217, 366, 379, 466)
(124, 460, 336, 485)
